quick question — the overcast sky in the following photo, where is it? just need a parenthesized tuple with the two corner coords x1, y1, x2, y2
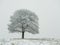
(0, 0, 60, 39)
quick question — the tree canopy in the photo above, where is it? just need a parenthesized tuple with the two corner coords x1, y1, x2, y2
(8, 9, 39, 34)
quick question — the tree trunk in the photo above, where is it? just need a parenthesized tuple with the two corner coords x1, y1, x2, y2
(22, 24, 25, 39)
(22, 31, 24, 39)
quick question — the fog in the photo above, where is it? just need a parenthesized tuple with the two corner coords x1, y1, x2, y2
(0, 0, 60, 39)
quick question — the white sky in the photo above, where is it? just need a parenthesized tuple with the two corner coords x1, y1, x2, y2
(0, 0, 60, 39)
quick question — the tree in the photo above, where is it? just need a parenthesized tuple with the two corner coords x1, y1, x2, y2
(8, 9, 39, 39)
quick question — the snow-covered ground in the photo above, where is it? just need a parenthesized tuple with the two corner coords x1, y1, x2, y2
(0, 38, 60, 45)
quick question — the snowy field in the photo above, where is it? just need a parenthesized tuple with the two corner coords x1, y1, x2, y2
(0, 38, 60, 45)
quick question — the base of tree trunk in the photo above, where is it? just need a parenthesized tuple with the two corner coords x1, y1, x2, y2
(22, 31, 24, 39)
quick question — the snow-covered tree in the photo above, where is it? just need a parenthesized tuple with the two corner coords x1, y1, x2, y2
(8, 9, 39, 39)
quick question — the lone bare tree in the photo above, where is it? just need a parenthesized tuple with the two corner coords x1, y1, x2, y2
(8, 9, 39, 39)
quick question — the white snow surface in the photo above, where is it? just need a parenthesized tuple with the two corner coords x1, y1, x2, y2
(0, 38, 60, 45)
